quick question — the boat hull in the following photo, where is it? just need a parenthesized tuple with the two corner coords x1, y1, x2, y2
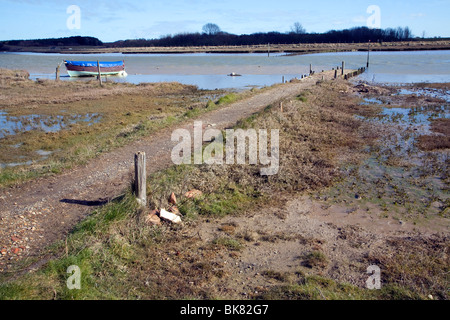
(64, 60, 126, 77)
(66, 70, 127, 77)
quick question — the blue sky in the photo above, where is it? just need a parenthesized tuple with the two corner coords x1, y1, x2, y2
(1, 0, 449, 42)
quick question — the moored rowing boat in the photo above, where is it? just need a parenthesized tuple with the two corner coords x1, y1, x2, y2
(64, 60, 127, 77)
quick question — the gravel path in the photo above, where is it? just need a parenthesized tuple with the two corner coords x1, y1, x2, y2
(0, 71, 335, 272)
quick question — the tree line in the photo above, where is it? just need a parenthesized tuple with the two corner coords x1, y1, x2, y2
(0, 36, 103, 48)
(110, 26, 416, 48)
(0, 25, 423, 50)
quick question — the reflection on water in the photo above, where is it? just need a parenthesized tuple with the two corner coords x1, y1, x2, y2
(1, 50, 449, 89)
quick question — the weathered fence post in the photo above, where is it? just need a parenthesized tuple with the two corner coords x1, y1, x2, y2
(282, 76, 284, 83)
(309, 64, 312, 74)
(55, 61, 64, 81)
(341, 61, 345, 76)
(134, 151, 146, 207)
(334, 69, 337, 79)
(280, 102, 283, 113)
(97, 60, 102, 86)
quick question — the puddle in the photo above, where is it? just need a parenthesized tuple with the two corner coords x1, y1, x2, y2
(0, 160, 33, 169)
(0, 148, 57, 169)
(35, 149, 53, 156)
(0, 111, 102, 139)
(396, 88, 450, 103)
(361, 97, 383, 105)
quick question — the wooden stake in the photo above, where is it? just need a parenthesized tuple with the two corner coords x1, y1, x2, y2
(55, 61, 63, 81)
(280, 102, 283, 113)
(134, 151, 146, 207)
(367, 41, 370, 68)
(97, 60, 102, 86)
(341, 61, 345, 76)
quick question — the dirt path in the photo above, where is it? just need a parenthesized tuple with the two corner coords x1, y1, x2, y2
(0, 71, 335, 272)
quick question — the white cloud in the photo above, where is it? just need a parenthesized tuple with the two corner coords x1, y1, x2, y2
(410, 13, 425, 18)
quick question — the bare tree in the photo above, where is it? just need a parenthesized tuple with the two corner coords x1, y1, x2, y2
(202, 23, 221, 35)
(290, 22, 306, 34)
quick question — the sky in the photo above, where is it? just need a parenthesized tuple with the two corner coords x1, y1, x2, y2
(1, 0, 449, 42)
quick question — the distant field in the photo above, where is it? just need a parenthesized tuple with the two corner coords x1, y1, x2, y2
(3, 40, 450, 54)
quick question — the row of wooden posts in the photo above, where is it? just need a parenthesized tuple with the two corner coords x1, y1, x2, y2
(343, 67, 366, 80)
(281, 61, 366, 84)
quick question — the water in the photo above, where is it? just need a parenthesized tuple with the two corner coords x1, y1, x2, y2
(0, 111, 101, 139)
(1, 50, 449, 89)
(397, 88, 450, 102)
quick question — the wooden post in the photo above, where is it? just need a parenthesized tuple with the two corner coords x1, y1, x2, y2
(55, 61, 63, 81)
(282, 76, 284, 83)
(134, 151, 146, 207)
(341, 61, 345, 76)
(309, 64, 312, 74)
(334, 69, 337, 79)
(97, 60, 102, 86)
(280, 102, 283, 113)
(367, 41, 370, 68)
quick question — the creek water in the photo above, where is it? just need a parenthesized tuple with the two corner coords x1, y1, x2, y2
(1, 50, 449, 89)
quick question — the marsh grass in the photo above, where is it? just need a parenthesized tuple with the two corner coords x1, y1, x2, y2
(417, 118, 450, 151)
(0, 74, 243, 187)
(364, 236, 449, 300)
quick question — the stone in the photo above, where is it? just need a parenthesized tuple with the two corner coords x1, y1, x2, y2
(160, 209, 182, 224)
(184, 189, 203, 199)
(169, 192, 177, 205)
(144, 210, 161, 226)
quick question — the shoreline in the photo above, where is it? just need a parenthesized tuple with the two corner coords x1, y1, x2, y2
(2, 40, 450, 55)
